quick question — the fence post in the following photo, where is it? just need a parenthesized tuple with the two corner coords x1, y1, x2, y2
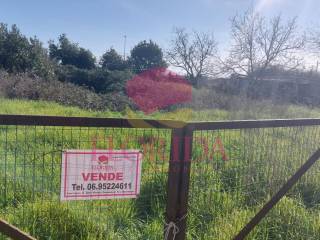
(164, 126, 193, 240)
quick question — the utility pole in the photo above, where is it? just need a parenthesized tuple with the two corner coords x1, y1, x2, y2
(123, 35, 127, 60)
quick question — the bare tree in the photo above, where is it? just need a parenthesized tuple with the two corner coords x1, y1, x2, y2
(166, 28, 218, 87)
(309, 27, 320, 54)
(223, 10, 304, 79)
(308, 28, 320, 73)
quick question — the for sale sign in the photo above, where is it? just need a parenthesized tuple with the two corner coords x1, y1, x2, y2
(60, 150, 142, 201)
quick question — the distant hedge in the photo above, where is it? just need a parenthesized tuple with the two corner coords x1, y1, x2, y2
(0, 70, 132, 112)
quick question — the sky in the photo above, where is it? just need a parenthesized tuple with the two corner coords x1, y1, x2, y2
(0, 0, 320, 63)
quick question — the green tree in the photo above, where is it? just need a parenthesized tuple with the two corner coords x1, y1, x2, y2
(49, 34, 95, 69)
(0, 23, 54, 78)
(129, 40, 167, 73)
(77, 48, 96, 69)
(0, 23, 32, 72)
(100, 48, 126, 71)
(29, 37, 56, 79)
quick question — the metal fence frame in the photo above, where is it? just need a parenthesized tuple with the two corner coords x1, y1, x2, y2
(1, 115, 320, 240)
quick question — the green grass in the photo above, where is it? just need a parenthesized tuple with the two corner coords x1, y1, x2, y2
(2, 97, 320, 121)
(1, 98, 320, 239)
(0, 98, 123, 117)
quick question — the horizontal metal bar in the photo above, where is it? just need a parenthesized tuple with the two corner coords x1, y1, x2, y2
(1, 115, 320, 130)
(188, 118, 320, 130)
(0, 115, 185, 129)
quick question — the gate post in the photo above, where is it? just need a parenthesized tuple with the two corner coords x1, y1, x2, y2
(164, 126, 193, 240)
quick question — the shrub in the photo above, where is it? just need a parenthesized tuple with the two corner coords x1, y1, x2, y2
(56, 65, 133, 94)
(0, 70, 132, 111)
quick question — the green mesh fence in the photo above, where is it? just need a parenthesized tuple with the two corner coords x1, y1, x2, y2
(0, 125, 171, 240)
(188, 126, 320, 240)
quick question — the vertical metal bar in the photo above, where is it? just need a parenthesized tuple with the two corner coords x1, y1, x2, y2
(164, 126, 193, 240)
(50, 127, 55, 196)
(4, 126, 8, 206)
(32, 126, 36, 201)
(233, 148, 320, 240)
(41, 126, 45, 201)
(23, 126, 27, 225)
(176, 126, 193, 240)
(164, 128, 184, 240)
(13, 126, 17, 207)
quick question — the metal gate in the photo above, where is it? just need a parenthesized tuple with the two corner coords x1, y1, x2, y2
(1, 115, 320, 240)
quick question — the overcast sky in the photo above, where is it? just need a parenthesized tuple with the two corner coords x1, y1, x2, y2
(1, 0, 319, 64)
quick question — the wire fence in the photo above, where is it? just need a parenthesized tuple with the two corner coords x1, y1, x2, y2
(188, 125, 320, 239)
(0, 123, 173, 240)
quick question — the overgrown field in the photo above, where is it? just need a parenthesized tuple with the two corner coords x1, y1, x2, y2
(1, 99, 320, 239)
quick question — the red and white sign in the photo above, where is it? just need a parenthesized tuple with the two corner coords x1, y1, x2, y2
(60, 150, 142, 201)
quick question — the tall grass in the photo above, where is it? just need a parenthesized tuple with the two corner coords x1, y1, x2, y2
(1, 98, 320, 239)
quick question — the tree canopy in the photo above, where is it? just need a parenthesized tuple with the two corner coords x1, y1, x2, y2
(49, 34, 96, 69)
(100, 48, 126, 71)
(129, 40, 167, 73)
